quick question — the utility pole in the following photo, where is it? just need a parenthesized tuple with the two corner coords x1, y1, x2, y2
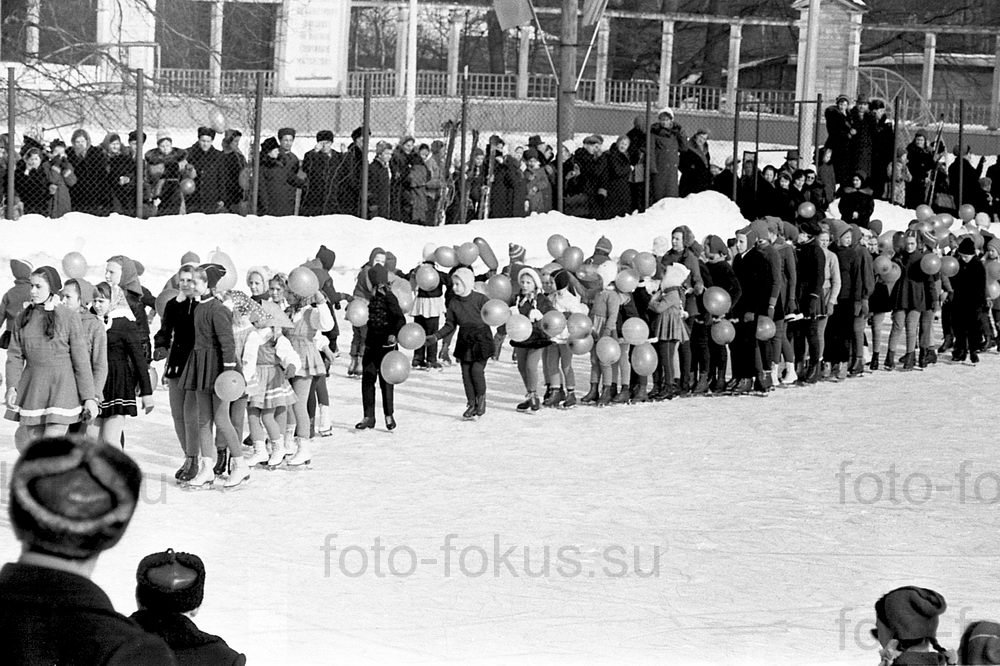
(799, 0, 821, 165)
(559, 0, 577, 141)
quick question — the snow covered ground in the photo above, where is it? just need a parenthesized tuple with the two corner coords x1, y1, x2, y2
(0, 193, 994, 665)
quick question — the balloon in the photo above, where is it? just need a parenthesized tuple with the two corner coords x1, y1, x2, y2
(710, 320, 736, 345)
(346, 299, 369, 326)
(939, 255, 960, 279)
(915, 204, 934, 221)
(883, 263, 902, 284)
(703, 286, 732, 316)
(633, 252, 657, 278)
(621, 317, 649, 345)
(797, 201, 816, 219)
(912, 220, 932, 236)
(975, 212, 992, 229)
(541, 310, 567, 337)
(566, 313, 593, 339)
(989, 281, 1000, 301)
(959, 203, 976, 222)
(473, 282, 488, 295)
(988, 261, 1000, 282)
(415, 264, 440, 291)
(473, 237, 499, 270)
(595, 337, 621, 364)
(380, 350, 411, 385)
(547, 234, 569, 259)
(938, 213, 955, 228)
(506, 313, 532, 342)
(396, 322, 426, 350)
(620, 249, 638, 268)
(615, 269, 639, 293)
(569, 336, 594, 355)
(207, 248, 237, 292)
(873, 255, 893, 276)
(559, 246, 584, 272)
(481, 299, 510, 327)
(155, 288, 179, 318)
(422, 243, 437, 261)
(179, 178, 196, 196)
(920, 253, 941, 276)
(434, 246, 457, 268)
(61, 251, 87, 279)
(630, 342, 658, 376)
(288, 266, 319, 298)
(456, 242, 480, 266)
(214, 370, 246, 401)
(392, 282, 414, 313)
(486, 274, 512, 302)
(209, 109, 226, 133)
(756, 316, 776, 341)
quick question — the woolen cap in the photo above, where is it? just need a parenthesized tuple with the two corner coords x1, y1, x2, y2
(35, 265, 62, 293)
(9, 436, 142, 560)
(316, 130, 334, 143)
(874, 586, 946, 641)
(197, 263, 227, 290)
(960, 620, 1000, 665)
(509, 243, 526, 262)
(594, 236, 613, 255)
(958, 237, 977, 255)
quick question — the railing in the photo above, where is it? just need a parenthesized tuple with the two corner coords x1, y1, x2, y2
(156, 68, 273, 95)
(917, 100, 993, 127)
(221, 69, 275, 95)
(347, 70, 397, 96)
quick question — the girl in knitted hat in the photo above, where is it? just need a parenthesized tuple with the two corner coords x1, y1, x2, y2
(61, 278, 107, 438)
(356, 264, 406, 431)
(648, 263, 690, 400)
(4, 266, 98, 451)
(214, 290, 258, 484)
(243, 300, 298, 469)
(510, 267, 553, 412)
(90, 282, 154, 449)
(179, 264, 239, 489)
(424, 267, 492, 419)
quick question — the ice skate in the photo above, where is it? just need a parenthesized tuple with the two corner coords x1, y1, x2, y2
(385, 414, 397, 431)
(223, 456, 251, 490)
(266, 439, 287, 469)
(316, 404, 333, 437)
(246, 441, 268, 467)
(286, 438, 312, 468)
(212, 448, 230, 478)
(175, 456, 199, 484)
(182, 457, 216, 490)
(462, 402, 478, 420)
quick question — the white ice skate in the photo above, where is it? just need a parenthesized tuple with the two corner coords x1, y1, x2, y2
(286, 437, 312, 468)
(223, 456, 251, 490)
(317, 405, 333, 437)
(246, 441, 268, 467)
(266, 439, 287, 469)
(182, 457, 216, 490)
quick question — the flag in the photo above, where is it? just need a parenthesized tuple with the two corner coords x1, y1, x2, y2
(494, 0, 533, 31)
(582, 0, 609, 26)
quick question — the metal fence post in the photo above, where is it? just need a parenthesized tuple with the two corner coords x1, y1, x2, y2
(731, 90, 739, 202)
(135, 68, 145, 219)
(359, 76, 371, 219)
(891, 96, 900, 204)
(457, 70, 468, 224)
(250, 72, 264, 215)
(555, 80, 563, 214)
(958, 99, 965, 209)
(6, 68, 14, 220)
(813, 94, 822, 167)
(644, 86, 652, 211)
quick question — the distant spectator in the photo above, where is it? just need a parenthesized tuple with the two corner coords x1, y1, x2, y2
(649, 107, 687, 202)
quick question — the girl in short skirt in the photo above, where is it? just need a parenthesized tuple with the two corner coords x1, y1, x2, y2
(648, 263, 691, 401)
(91, 282, 154, 448)
(244, 300, 299, 467)
(4, 266, 97, 450)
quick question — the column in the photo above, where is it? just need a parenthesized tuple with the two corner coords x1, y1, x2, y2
(844, 14, 863, 100)
(658, 20, 674, 108)
(921, 32, 936, 102)
(991, 36, 1000, 128)
(25, 0, 40, 59)
(725, 24, 742, 114)
(594, 16, 610, 104)
(446, 13, 463, 97)
(209, 0, 224, 97)
(517, 27, 530, 99)
(395, 8, 408, 97)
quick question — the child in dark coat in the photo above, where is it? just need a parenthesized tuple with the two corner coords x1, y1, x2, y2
(356, 264, 406, 430)
(950, 236, 987, 363)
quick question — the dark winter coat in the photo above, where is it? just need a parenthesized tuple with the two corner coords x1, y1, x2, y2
(679, 138, 712, 196)
(0, 563, 174, 665)
(107, 152, 137, 215)
(777, 241, 798, 312)
(337, 143, 365, 216)
(950, 255, 987, 312)
(436, 291, 493, 362)
(870, 116, 895, 197)
(185, 144, 223, 214)
(824, 105, 853, 185)
(153, 295, 198, 379)
(523, 166, 553, 214)
(145, 147, 189, 216)
(510, 291, 554, 349)
(67, 145, 110, 215)
(365, 285, 406, 348)
(599, 148, 632, 218)
(849, 107, 874, 180)
(219, 149, 247, 211)
(796, 239, 826, 316)
(731, 248, 776, 317)
(949, 157, 986, 212)
(837, 185, 875, 229)
(300, 148, 342, 216)
(649, 121, 687, 201)
(14, 162, 52, 216)
(131, 609, 244, 666)
(890, 249, 931, 312)
(706, 260, 742, 313)
(258, 152, 301, 217)
(368, 159, 391, 219)
(488, 160, 525, 219)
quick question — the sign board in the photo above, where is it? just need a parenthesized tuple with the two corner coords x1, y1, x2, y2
(276, 0, 350, 95)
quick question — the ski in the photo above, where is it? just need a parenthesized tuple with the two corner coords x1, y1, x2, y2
(435, 119, 460, 226)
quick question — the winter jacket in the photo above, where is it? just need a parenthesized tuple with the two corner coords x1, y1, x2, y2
(598, 148, 633, 219)
(679, 138, 712, 196)
(950, 255, 987, 312)
(796, 239, 826, 317)
(154, 294, 198, 378)
(131, 609, 245, 665)
(649, 122, 687, 201)
(890, 250, 931, 312)
(368, 159, 391, 219)
(524, 166, 553, 214)
(837, 185, 875, 229)
(14, 162, 52, 216)
(365, 285, 406, 347)
(436, 291, 493, 362)
(184, 144, 223, 214)
(706, 260, 742, 313)
(732, 249, 776, 318)
(300, 148, 342, 216)
(259, 150, 303, 216)
(510, 291, 554, 349)
(66, 145, 110, 215)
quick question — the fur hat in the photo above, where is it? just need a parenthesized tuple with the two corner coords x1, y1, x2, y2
(180, 251, 200, 266)
(127, 131, 146, 144)
(261, 137, 279, 153)
(657, 107, 674, 118)
(875, 586, 946, 641)
(316, 130, 334, 143)
(509, 243, 526, 262)
(958, 237, 977, 256)
(9, 436, 142, 560)
(277, 127, 296, 140)
(960, 620, 1000, 665)
(35, 266, 62, 293)
(315, 245, 336, 271)
(156, 129, 171, 143)
(196, 126, 216, 140)
(136, 549, 205, 613)
(451, 267, 475, 297)
(10, 259, 33, 280)
(517, 267, 543, 293)
(197, 263, 227, 290)
(594, 236, 613, 256)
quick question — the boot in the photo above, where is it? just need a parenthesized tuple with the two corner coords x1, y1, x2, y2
(883, 351, 895, 370)
(691, 376, 710, 395)
(462, 402, 477, 419)
(283, 431, 297, 459)
(347, 355, 359, 377)
(317, 404, 333, 437)
(609, 383, 619, 399)
(724, 377, 742, 392)
(385, 414, 397, 430)
(287, 438, 312, 466)
(779, 364, 798, 385)
(185, 456, 216, 488)
(971, 350, 980, 364)
(516, 393, 537, 412)
(732, 378, 753, 395)
(560, 390, 577, 409)
(759, 370, 774, 392)
(544, 387, 565, 408)
(836, 363, 848, 381)
(803, 363, 820, 384)
(848, 358, 864, 377)
(176, 456, 198, 483)
(355, 417, 375, 430)
(711, 376, 728, 393)
(474, 395, 487, 416)
(596, 385, 613, 407)
(901, 351, 916, 371)
(224, 456, 250, 489)
(246, 441, 268, 467)
(611, 386, 631, 404)
(917, 347, 927, 369)
(213, 448, 230, 477)
(924, 347, 938, 365)
(647, 381, 665, 401)
(631, 384, 648, 403)
(868, 352, 880, 371)
(937, 334, 954, 353)
(266, 439, 287, 468)
(580, 383, 599, 404)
